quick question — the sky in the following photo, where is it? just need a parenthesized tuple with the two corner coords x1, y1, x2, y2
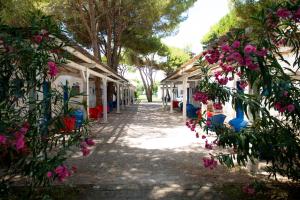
(126, 0, 230, 82)
(162, 0, 230, 54)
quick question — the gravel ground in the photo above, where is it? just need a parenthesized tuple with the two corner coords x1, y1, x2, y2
(65, 101, 253, 200)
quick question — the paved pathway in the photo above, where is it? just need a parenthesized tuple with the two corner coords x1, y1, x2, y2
(66, 102, 252, 199)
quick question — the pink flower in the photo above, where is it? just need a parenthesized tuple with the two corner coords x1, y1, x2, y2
(276, 8, 291, 18)
(221, 44, 231, 52)
(202, 135, 206, 139)
(248, 63, 259, 70)
(232, 41, 240, 49)
(33, 35, 43, 44)
(239, 81, 248, 90)
(205, 140, 213, 150)
(202, 157, 218, 169)
(81, 147, 91, 156)
(71, 165, 78, 173)
(244, 56, 252, 66)
(55, 165, 71, 182)
(294, 7, 300, 20)
(274, 102, 282, 110)
(237, 71, 243, 77)
(193, 91, 209, 104)
(283, 91, 288, 97)
(256, 49, 268, 57)
(231, 52, 243, 63)
(206, 120, 211, 126)
(244, 44, 256, 54)
(47, 171, 53, 178)
(287, 104, 295, 112)
(15, 135, 25, 150)
(0, 134, 7, 144)
(47, 61, 59, 77)
(195, 132, 199, 138)
(217, 77, 228, 85)
(229, 77, 234, 81)
(213, 103, 223, 110)
(243, 184, 255, 195)
(85, 138, 95, 146)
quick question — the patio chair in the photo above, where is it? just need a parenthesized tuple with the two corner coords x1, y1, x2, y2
(207, 114, 226, 132)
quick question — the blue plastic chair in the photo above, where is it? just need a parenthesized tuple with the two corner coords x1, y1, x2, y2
(207, 114, 226, 131)
(186, 104, 199, 119)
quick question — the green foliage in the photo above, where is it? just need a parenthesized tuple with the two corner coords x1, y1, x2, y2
(0, 15, 90, 196)
(201, 11, 238, 46)
(195, 0, 300, 181)
(162, 46, 191, 74)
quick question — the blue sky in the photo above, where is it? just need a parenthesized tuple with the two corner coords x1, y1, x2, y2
(162, 0, 230, 54)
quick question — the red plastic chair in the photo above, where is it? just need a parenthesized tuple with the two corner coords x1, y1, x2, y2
(89, 107, 99, 119)
(172, 100, 179, 108)
(63, 116, 76, 132)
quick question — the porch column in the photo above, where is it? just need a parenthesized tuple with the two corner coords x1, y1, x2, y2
(170, 83, 174, 113)
(121, 85, 125, 109)
(161, 84, 165, 108)
(83, 69, 90, 119)
(126, 86, 130, 105)
(102, 77, 108, 123)
(117, 83, 120, 113)
(182, 77, 188, 122)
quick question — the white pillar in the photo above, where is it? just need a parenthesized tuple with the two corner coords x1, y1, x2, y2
(121, 85, 125, 109)
(170, 84, 174, 113)
(83, 69, 90, 119)
(189, 82, 193, 105)
(117, 83, 120, 113)
(182, 77, 188, 122)
(102, 78, 108, 123)
(126, 87, 130, 105)
(161, 84, 165, 108)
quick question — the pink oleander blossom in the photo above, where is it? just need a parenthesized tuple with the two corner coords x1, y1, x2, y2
(55, 165, 71, 182)
(287, 104, 295, 112)
(256, 49, 268, 57)
(276, 8, 292, 18)
(85, 138, 95, 146)
(217, 77, 228, 85)
(202, 135, 206, 139)
(47, 171, 53, 178)
(232, 41, 240, 49)
(15, 134, 25, 151)
(202, 157, 218, 169)
(248, 63, 259, 70)
(81, 147, 91, 156)
(239, 81, 248, 90)
(242, 184, 255, 195)
(193, 91, 209, 104)
(221, 44, 231, 52)
(213, 103, 223, 110)
(244, 44, 257, 54)
(244, 56, 252, 66)
(205, 140, 213, 150)
(206, 120, 211, 126)
(33, 35, 43, 44)
(47, 61, 59, 77)
(195, 132, 199, 138)
(283, 91, 288, 97)
(0, 134, 7, 144)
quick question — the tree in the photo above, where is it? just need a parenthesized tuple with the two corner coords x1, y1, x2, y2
(192, 0, 300, 181)
(0, 15, 93, 198)
(162, 46, 191, 75)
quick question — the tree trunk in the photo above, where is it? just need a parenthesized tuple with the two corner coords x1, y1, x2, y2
(146, 88, 152, 102)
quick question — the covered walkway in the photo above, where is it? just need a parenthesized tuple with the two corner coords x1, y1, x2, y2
(66, 102, 253, 200)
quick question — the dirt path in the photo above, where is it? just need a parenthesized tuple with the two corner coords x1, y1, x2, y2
(66, 102, 252, 200)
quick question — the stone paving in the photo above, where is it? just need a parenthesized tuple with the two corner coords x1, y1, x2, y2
(66, 101, 253, 200)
